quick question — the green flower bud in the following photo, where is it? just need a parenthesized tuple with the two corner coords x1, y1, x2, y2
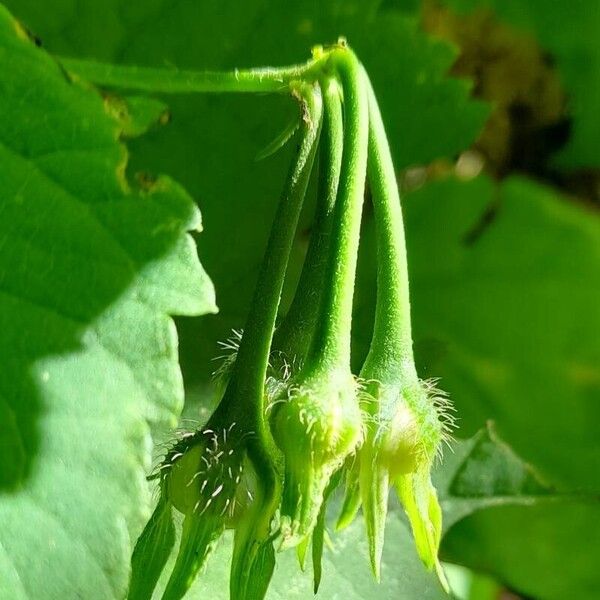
(270, 368, 362, 548)
(164, 425, 244, 518)
(159, 422, 246, 600)
(357, 377, 452, 589)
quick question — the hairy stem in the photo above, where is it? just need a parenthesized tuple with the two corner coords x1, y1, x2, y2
(360, 69, 417, 384)
(272, 77, 344, 364)
(219, 82, 323, 422)
(306, 49, 369, 373)
(60, 55, 327, 94)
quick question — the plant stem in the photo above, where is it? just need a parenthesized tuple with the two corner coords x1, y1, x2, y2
(360, 69, 416, 384)
(306, 49, 369, 373)
(59, 56, 327, 94)
(219, 82, 323, 423)
(271, 77, 344, 364)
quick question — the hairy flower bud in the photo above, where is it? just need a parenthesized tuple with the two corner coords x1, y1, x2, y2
(356, 377, 452, 588)
(157, 423, 245, 600)
(270, 368, 362, 548)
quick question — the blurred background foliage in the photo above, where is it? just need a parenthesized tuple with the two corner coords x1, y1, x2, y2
(5, 0, 598, 598)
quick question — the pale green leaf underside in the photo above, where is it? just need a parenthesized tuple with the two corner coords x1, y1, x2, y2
(0, 5, 215, 599)
(435, 423, 556, 531)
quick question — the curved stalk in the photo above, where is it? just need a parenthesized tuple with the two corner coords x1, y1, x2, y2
(220, 81, 323, 421)
(224, 81, 322, 599)
(356, 68, 448, 589)
(305, 49, 369, 375)
(271, 76, 344, 364)
(360, 68, 417, 385)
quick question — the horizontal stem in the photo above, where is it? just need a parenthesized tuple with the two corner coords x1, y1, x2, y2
(59, 55, 326, 94)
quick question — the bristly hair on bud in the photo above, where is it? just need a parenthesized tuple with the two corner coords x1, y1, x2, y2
(211, 329, 244, 383)
(162, 423, 247, 517)
(270, 368, 363, 549)
(156, 422, 249, 600)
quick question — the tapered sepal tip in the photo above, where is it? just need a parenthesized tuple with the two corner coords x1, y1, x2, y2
(360, 452, 389, 582)
(128, 497, 175, 600)
(336, 456, 361, 531)
(436, 561, 450, 594)
(297, 537, 309, 571)
(162, 511, 225, 600)
(395, 468, 444, 586)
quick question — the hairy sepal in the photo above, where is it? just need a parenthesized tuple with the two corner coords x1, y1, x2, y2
(157, 422, 245, 599)
(396, 468, 448, 592)
(357, 378, 449, 582)
(270, 368, 362, 548)
(230, 459, 278, 600)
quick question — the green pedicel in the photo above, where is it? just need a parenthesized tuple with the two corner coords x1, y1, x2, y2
(351, 68, 451, 589)
(270, 47, 368, 550)
(129, 81, 322, 600)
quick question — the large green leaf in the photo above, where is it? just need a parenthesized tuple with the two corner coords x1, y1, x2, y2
(398, 174, 600, 492)
(1, 0, 489, 392)
(0, 5, 215, 598)
(443, 502, 600, 600)
(438, 425, 598, 600)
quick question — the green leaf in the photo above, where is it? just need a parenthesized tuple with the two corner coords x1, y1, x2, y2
(2, 0, 489, 392)
(443, 0, 600, 169)
(443, 502, 600, 600)
(400, 174, 600, 492)
(437, 426, 598, 600)
(0, 5, 215, 599)
(114, 95, 170, 138)
(435, 423, 555, 530)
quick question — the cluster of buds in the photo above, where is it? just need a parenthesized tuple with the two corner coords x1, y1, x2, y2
(130, 41, 452, 600)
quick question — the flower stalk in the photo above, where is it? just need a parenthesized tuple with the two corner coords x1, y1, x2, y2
(105, 41, 453, 599)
